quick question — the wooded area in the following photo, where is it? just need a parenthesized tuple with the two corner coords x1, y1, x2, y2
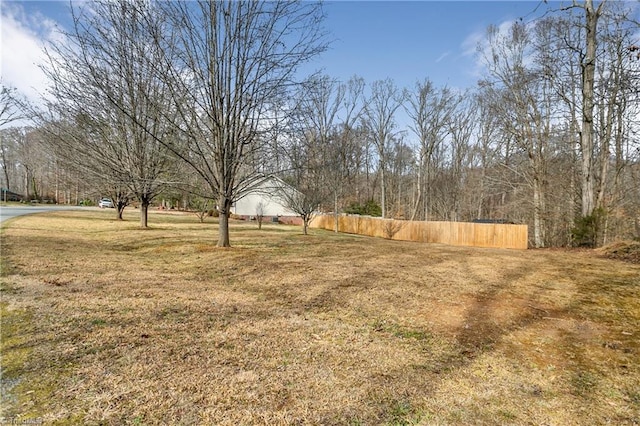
(0, 0, 638, 248)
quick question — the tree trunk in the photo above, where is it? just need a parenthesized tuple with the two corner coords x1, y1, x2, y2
(610, 97, 626, 240)
(409, 157, 422, 221)
(333, 191, 338, 233)
(380, 161, 386, 218)
(477, 164, 486, 219)
(596, 37, 623, 214)
(424, 165, 431, 221)
(117, 202, 125, 220)
(140, 199, 149, 228)
(217, 195, 232, 247)
(596, 108, 612, 212)
(303, 217, 309, 235)
(55, 171, 59, 204)
(2, 158, 10, 192)
(31, 176, 39, 201)
(580, 0, 602, 218)
(533, 175, 545, 248)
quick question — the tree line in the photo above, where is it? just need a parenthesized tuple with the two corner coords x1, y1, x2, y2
(0, 0, 638, 248)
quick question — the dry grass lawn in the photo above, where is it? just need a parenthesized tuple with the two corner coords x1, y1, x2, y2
(1, 210, 639, 425)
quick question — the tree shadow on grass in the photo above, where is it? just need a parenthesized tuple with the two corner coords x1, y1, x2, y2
(388, 253, 637, 424)
(348, 254, 628, 425)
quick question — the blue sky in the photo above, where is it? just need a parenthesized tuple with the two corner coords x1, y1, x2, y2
(308, 1, 547, 90)
(1, 0, 552, 105)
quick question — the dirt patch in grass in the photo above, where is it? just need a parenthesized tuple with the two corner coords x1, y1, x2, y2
(1, 210, 639, 424)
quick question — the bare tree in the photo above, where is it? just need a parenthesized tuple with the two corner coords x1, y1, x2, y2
(191, 196, 213, 223)
(276, 118, 331, 235)
(534, 2, 640, 245)
(14, 128, 40, 200)
(548, 0, 614, 223)
(276, 163, 326, 236)
(0, 83, 22, 129)
(363, 79, 405, 218)
(405, 79, 459, 221)
(42, 0, 179, 226)
(329, 77, 365, 229)
(151, 1, 327, 246)
(292, 75, 343, 228)
(577, 0, 606, 218)
(384, 133, 414, 219)
(466, 92, 502, 220)
(277, 183, 324, 236)
(0, 128, 19, 193)
(292, 75, 364, 231)
(1, 84, 24, 192)
(480, 21, 557, 247)
(537, 14, 583, 232)
(446, 94, 476, 221)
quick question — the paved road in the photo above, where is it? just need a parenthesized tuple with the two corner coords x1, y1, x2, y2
(0, 205, 87, 223)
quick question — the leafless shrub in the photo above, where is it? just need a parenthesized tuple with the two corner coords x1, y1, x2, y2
(382, 218, 404, 239)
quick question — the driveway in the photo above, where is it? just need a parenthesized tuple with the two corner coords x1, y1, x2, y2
(0, 205, 87, 223)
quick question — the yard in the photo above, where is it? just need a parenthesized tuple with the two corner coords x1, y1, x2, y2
(1, 210, 639, 425)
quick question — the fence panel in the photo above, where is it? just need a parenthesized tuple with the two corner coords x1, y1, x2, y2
(310, 215, 528, 250)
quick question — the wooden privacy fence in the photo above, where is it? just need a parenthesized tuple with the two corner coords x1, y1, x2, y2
(310, 214, 528, 250)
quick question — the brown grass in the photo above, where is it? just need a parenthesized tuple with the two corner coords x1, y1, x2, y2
(1, 210, 639, 425)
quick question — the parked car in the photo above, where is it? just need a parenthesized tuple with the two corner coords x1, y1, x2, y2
(98, 197, 114, 208)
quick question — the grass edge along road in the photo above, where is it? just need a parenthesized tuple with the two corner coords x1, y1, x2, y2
(1, 210, 639, 425)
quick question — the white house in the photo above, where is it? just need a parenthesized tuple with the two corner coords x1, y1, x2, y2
(231, 176, 300, 223)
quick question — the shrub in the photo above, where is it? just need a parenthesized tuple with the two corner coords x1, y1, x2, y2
(382, 219, 404, 239)
(571, 208, 606, 248)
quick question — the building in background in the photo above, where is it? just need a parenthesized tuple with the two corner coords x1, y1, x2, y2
(231, 176, 301, 225)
